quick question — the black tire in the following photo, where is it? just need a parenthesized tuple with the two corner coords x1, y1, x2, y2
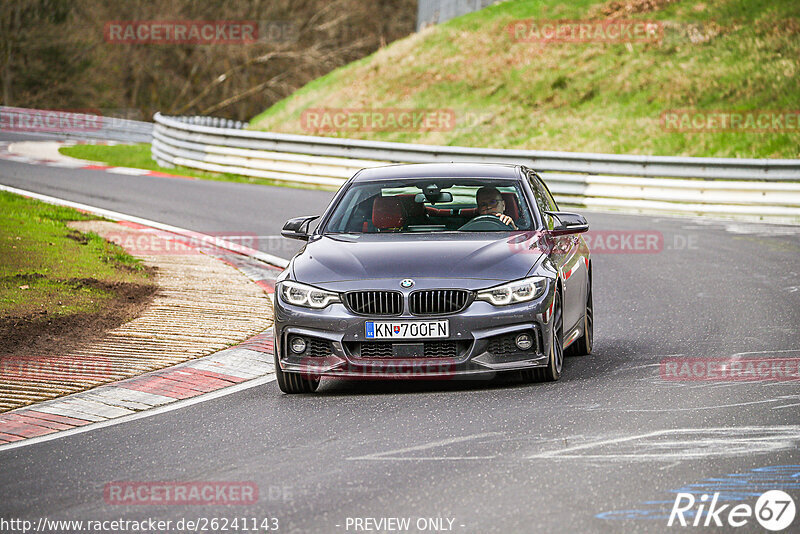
(523, 291, 563, 383)
(566, 275, 593, 357)
(274, 345, 320, 394)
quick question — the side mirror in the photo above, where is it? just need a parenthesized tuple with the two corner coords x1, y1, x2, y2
(281, 216, 319, 241)
(544, 211, 589, 235)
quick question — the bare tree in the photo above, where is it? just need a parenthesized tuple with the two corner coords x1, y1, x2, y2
(1, 0, 416, 121)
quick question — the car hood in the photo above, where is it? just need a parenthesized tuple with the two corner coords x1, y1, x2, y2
(291, 233, 542, 286)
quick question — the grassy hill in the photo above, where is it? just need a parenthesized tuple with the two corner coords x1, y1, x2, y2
(250, 0, 800, 158)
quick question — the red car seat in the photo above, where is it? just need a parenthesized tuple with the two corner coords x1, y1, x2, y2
(372, 196, 407, 231)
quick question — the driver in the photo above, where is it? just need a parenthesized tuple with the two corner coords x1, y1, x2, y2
(476, 186, 517, 229)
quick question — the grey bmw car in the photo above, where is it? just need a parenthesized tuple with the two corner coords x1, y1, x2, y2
(273, 163, 592, 393)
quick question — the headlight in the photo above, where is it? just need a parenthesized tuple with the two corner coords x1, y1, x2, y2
(279, 281, 340, 309)
(476, 276, 547, 306)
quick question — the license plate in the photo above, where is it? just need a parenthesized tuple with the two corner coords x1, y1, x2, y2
(365, 320, 449, 340)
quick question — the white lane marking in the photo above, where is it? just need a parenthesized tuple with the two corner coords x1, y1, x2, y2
(659, 461, 681, 471)
(45, 161, 87, 168)
(618, 362, 672, 371)
(731, 348, 800, 356)
(527, 426, 800, 461)
(6, 141, 88, 163)
(347, 427, 800, 463)
(347, 432, 502, 461)
(686, 380, 798, 390)
(0, 184, 289, 268)
(527, 430, 665, 458)
(0, 375, 276, 453)
(594, 395, 800, 412)
(107, 167, 151, 175)
(772, 402, 800, 410)
(723, 223, 800, 236)
(351, 457, 497, 461)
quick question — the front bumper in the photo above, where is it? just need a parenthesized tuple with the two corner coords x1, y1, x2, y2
(273, 282, 556, 379)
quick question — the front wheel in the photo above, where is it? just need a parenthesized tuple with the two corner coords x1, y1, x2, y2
(274, 346, 320, 394)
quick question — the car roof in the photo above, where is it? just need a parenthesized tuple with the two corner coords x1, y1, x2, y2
(351, 163, 524, 182)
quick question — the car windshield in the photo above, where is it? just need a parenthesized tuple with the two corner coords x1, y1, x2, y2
(323, 178, 534, 234)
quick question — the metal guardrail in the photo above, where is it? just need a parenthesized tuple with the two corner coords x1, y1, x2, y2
(152, 112, 800, 222)
(153, 113, 800, 180)
(163, 115, 247, 130)
(0, 106, 153, 143)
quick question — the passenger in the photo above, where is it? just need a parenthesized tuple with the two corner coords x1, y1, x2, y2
(476, 186, 517, 229)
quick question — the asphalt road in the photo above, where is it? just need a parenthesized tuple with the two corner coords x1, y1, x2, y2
(1, 145, 800, 533)
(0, 132, 332, 259)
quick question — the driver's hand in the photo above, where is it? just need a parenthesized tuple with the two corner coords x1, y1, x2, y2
(494, 213, 517, 229)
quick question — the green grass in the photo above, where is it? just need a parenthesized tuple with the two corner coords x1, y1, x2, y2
(60, 143, 232, 181)
(0, 191, 151, 320)
(59, 144, 336, 190)
(250, 0, 800, 158)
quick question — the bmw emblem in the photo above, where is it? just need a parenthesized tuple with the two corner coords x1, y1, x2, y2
(400, 279, 414, 288)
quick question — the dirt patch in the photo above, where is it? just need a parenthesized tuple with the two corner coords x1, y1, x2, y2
(589, 0, 679, 18)
(0, 276, 157, 358)
(65, 230, 90, 245)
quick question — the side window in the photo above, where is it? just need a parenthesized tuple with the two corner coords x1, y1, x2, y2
(527, 171, 559, 230)
(527, 172, 556, 213)
(535, 173, 559, 211)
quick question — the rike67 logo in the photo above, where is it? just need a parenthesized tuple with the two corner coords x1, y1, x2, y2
(669, 490, 796, 530)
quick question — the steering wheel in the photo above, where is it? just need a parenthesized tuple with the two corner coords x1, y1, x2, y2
(458, 214, 514, 231)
